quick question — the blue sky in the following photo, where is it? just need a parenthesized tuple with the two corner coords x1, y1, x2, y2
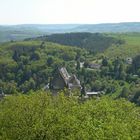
(0, 0, 140, 25)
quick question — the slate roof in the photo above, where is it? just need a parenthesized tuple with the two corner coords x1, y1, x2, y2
(59, 67, 81, 89)
(59, 67, 70, 85)
(89, 63, 101, 69)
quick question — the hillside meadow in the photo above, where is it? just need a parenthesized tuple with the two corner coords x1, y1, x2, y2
(99, 33, 140, 59)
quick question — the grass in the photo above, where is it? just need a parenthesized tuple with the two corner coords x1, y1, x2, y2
(98, 33, 140, 59)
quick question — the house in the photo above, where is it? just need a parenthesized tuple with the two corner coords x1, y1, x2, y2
(80, 84, 101, 98)
(85, 91, 100, 98)
(50, 67, 81, 91)
(126, 57, 132, 65)
(88, 63, 101, 69)
(80, 62, 84, 68)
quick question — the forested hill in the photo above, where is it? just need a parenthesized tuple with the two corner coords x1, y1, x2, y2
(0, 40, 88, 94)
(1, 33, 140, 105)
(26, 33, 124, 53)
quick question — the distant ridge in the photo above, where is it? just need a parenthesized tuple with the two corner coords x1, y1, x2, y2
(0, 22, 140, 42)
(74, 22, 140, 33)
(1, 22, 140, 32)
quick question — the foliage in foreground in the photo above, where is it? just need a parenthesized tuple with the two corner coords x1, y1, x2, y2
(0, 92, 140, 140)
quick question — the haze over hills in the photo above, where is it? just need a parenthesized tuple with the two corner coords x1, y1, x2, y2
(74, 22, 140, 32)
(0, 24, 80, 42)
(1, 24, 140, 140)
(1, 0, 140, 139)
(0, 22, 140, 42)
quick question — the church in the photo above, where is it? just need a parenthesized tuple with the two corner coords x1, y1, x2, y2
(50, 67, 81, 91)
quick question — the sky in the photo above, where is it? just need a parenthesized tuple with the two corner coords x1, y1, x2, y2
(0, 0, 140, 25)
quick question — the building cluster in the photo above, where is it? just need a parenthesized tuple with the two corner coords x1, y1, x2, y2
(45, 67, 100, 98)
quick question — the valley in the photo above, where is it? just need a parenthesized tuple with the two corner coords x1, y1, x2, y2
(1, 30, 140, 140)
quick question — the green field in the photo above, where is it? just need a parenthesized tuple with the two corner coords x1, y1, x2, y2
(99, 33, 140, 59)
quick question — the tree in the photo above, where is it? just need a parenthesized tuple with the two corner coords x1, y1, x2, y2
(81, 83, 86, 96)
(1, 93, 140, 139)
(76, 60, 80, 70)
(119, 87, 130, 98)
(49, 77, 53, 89)
(12, 51, 20, 62)
(47, 57, 54, 67)
(102, 57, 108, 66)
(84, 61, 89, 68)
(40, 42, 45, 49)
(132, 55, 140, 74)
(92, 80, 102, 91)
(100, 67, 109, 77)
(0, 87, 4, 95)
(137, 69, 140, 77)
(30, 51, 40, 61)
(131, 88, 140, 105)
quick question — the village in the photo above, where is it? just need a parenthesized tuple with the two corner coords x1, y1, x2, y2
(43, 67, 102, 98)
(0, 64, 103, 99)
(0, 56, 135, 100)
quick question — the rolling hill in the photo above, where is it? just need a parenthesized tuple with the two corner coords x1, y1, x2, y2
(25, 32, 124, 53)
(99, 33, 140, 59)
(1, 22, 140, 42)
(28, 32, 140, 59)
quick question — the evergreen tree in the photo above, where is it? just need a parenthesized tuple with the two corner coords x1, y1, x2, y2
(12, 51, 20, 62)
(76, 60, 80, 70)
(102, 57, 108, 66)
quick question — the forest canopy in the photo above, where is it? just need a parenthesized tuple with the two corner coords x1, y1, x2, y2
(0, 92, 140, 140)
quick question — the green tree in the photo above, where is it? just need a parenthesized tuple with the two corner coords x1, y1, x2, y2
(76, 60, 80, 70)
(30, 51, 40, 61)
(1, 93, 140, 140)
(119, 87, 130, 98)
(102, 57, 108, 66)
(132, 55, 140, 73)
(12, 51, 20, 62)
(47, 57, 54, 67)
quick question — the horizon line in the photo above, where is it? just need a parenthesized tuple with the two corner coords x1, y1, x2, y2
(1, 21, 140, 26)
